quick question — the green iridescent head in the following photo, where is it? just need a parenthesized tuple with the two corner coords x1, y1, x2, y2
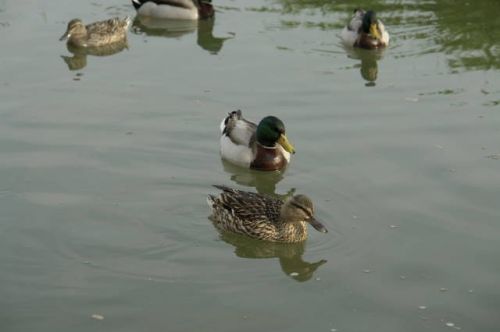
(256, 116, 295, 154)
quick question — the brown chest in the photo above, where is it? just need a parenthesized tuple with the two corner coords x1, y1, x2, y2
(250, 145, 287, 171)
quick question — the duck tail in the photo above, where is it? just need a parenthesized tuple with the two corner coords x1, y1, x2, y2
(213, 185, 234, 193)
(220, 110, 242, 135)
(206, 194, 217, 208)
(131, 0, 145, 10)
(124, 16, 132, 29)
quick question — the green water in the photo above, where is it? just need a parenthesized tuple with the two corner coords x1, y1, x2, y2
(1, 0, 499, 331)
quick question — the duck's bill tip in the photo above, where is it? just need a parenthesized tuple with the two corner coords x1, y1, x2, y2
(309, 217, 328, 233)
(278, 134, 295, 154)
(59, 32, 69, 41)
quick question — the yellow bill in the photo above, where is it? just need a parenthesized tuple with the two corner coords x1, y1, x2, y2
(370, 23, 381, 40)
(278, 134, 295, 154)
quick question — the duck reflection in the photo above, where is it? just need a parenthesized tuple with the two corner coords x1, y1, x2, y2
(343, 46, 384, 87)
(218, 231, 327, 282)
(61, 40, 128, 71)
(221, 159, 294, 199)
(132, 15, 232, 54)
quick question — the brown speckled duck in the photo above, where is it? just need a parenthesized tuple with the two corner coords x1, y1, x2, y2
(207, 185, 328, 243)
(219, 110, 295, 171)
(60, 17, 131, 48)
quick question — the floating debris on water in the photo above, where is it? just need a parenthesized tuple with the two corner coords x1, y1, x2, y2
(290, 272, 299, 277)
(418, 305, 427, 310)
(389, 224, 399, 229)
(91, 314, 104, 320)
(405, 97, 419, 102)
(468, 289, 474, 293)
(316, 277, 321, 281)
(363, 269, 372, 273)
(486, 154, 500, 160)
(445, 322, 455, 327)
(331, 329, 337, 332)
(440, 287, 448, 292)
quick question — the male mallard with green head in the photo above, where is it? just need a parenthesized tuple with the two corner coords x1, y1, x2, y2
(220, 110, 295, 171)
(341, 9, 390, 49)
(60, 17, 131, 48)
(207, 185, 328, 243)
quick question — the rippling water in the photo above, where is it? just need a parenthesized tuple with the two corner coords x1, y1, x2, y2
(1, 0, 499, 331)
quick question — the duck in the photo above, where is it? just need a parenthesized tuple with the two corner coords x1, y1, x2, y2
(207, 185, 328, 243)
(341, 9, 389, 49)
(131, 0, 214, 20)
(220, 110, 295, 171)
(59, 17, 131, 48)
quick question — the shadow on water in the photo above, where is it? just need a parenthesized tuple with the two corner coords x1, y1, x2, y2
(216, 230, 327, 282)
(131, 16, 233, 55)
(220, 159, 295, 199)
(60, 40, 128, 71)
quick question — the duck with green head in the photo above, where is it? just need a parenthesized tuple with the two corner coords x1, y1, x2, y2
(341, 9, 390, 49)
(220, 110, 295, 171)
(207, 185, 328, 243)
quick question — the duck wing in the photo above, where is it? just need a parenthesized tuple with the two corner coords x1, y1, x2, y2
(347, 9, 365, 32)
(221, 110, 257, 147)
(212, 185, 282, 223)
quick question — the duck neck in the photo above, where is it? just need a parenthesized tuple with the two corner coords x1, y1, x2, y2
(277, 220, 307, 243)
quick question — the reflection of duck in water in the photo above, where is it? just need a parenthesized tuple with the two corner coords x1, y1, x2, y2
(341, 9, 389, 49)
(197, 17, 234, 54)
(132, 0, 214, 20)
(207, 185, 328, 243)
(221, 159, 294, 199)
(60, 38, 128, 71)
(218, 231, 327, 282)
(60, 17, 131, 48)
(220, 110, 295, 172)
(344, 47, 384, 86)
(132, 15, 233, 54)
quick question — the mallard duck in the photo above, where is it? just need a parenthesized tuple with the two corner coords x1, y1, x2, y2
(59, 17, 131, 48)
(207, 185, 328, 243)
(220, 110, 295, 171)
(132, 0, 214, 20)
(341, 9, 389, 49)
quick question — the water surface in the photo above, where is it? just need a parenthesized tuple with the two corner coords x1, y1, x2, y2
(1, 0, 499, 331)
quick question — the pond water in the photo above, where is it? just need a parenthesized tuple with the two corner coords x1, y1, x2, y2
(1, 0, 499, 331)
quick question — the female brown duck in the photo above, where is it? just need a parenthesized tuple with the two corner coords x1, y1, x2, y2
(208, 185, 328, 243)
(60, 17, 131, 48)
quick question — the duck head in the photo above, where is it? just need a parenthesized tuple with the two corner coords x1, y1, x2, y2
(60, 19, 86, 41)
(281, 195, 328, 233)
(362, 11, 381, 40)
(256, 116, 295, 154)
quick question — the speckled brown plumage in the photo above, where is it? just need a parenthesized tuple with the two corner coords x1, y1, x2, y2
(60, 17, 131, 48)
(207, 185, 328, 243)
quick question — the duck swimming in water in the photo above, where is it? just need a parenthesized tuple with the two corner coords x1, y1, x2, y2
(131, 0, 214, 20)
(59, 17, 131, 48)
(207, 185, 328, 243)
(220, 110, 295, 171)
(341, 9, 390, 49)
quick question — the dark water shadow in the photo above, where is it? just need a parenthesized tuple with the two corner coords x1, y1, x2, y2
(220, 159, 294, 199)
(61, 40, 128, 71)
(131, 16, 233, 55)
(343, 46, 385, 87)
(217, 230, 327, 282)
